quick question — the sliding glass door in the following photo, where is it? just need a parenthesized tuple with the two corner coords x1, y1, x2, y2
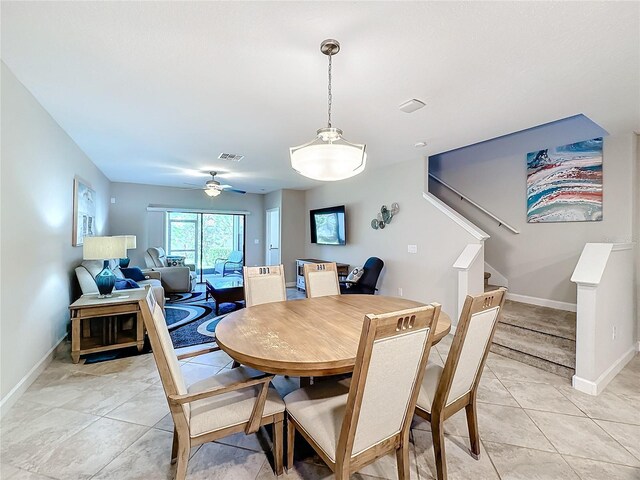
(166, 211, 245, 282)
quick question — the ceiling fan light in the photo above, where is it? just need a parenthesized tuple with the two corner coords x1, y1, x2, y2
(205, 188, 221, 197)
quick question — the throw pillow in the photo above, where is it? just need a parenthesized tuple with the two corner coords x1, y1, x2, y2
(345, 266, 364, 288)
(114, 278, 140, 290)
(166, 256, 185, 267)
(121, 267, 146, 282)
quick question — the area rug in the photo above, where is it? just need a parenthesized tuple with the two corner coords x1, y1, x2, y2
(165, 294, 243, 349)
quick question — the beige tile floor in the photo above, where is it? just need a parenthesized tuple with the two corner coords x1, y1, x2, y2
(1, 334, 639, 480)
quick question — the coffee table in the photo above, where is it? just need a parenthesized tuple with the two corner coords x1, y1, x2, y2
(205, 278, 245, 315)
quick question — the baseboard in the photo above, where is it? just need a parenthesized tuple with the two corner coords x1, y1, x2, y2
(0, 334, 66, 418)
(506, 292, 576, 312)
(572, 344, 637, 395)
(285, 282, 296, 288)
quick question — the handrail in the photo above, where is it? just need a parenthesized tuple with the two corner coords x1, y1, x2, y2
(428, 173, 520, 234)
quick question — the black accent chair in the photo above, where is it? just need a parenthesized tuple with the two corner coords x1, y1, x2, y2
(339, 257, 384, 295)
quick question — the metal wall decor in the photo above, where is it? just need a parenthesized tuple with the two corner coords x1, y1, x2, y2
(371, 203, 399, 230)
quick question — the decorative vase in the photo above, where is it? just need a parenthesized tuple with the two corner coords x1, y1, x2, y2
(119, 257, 131, 268)
(95, 260, 116, 297)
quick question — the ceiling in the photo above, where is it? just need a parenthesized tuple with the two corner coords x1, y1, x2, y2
(2, 1, 638, 193)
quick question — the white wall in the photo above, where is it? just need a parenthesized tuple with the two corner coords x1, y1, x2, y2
(0, 63, 111, 414)
(304, 157, 482, 320)
(109, 183, 265, 268)
(280, 189, 306, 284)
(430, 134, 635, 305)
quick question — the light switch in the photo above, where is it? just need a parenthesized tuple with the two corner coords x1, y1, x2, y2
(110, 197, 116, 204)
(254, 239, 260, 244)
(408, 244, 417, 254)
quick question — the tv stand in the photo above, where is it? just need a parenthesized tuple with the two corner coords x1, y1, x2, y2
(296, 258, 350, 291)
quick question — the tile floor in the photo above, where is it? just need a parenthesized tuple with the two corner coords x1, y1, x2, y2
(2, 334, 639, 479)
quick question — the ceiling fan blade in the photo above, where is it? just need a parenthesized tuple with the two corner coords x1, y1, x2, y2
(183, 182, 204, 188)
(226, 188, 247, 195)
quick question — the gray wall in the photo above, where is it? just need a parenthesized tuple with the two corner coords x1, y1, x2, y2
(0, 63, 111, 409)
(280, 189, 306, 284)
(430, 133, 635, 304)
(109, 183, 265, 268)
(305, 157, 482, 319)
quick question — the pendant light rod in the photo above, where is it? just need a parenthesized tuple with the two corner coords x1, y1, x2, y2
(321, 39, 340, 129)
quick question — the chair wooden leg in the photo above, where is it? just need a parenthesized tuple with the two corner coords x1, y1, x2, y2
(170, 427, 179, 464)
(466, 399, 481, 460)
(396, 444, 411, 480)
(273, 418, 284, 476)
(432, 417, 447, 480)
(174, 441, 190, 480)
(286, 417, 295, 471)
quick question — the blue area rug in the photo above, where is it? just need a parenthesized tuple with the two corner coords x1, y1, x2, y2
(166, 293, 244, 349)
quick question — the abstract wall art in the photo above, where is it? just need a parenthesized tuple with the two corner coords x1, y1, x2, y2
(526, 137, 603, 223)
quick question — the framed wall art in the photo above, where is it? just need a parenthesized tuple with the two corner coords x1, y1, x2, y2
(72, 177, 96, 246)
(526, 137, 603, 223)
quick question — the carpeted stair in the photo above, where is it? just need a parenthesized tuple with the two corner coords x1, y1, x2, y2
(489, 298, 576, 378)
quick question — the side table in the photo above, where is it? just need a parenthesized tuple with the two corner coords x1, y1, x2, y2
(69, 289, 148, 363)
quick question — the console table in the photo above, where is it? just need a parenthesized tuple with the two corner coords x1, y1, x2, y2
(296, 258, 350, 291)
(69, 290, 147, 363)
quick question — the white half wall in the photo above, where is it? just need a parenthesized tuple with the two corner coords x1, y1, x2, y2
(304, 157, 484, 322)
(1, 63, 111, 415)
(109, 183, 265, 268)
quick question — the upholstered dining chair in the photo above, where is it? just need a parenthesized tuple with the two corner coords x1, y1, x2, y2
(139, 287, 285, 479)
(303, 262, 340, 298)
(243, 265, 287, 307)
(284, 303, 441, 479)
(414, 288, 507, 480)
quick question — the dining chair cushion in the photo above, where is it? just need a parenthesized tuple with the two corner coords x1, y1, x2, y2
(246, 275, 286, 306)
(447, 307, 500, 404)
(188, 366, 285, 437)
(307, 270, 340, 297)
(416, 363, 444, 414)
(283, 379, 351, 462)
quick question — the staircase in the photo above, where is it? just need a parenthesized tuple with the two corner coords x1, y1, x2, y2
(489, 293, 576, 378)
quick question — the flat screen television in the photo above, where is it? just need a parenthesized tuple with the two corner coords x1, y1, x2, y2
(310, 205, 346, 245)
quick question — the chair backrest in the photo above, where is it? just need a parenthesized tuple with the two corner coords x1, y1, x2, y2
(243, 265, 287, 307)
(228, 250, 244, 263)
(359, 257, 384, 290)
(139, 288, 190, 419)
(145, 247, 168, 268)
(337, 303, 441, 461)
(435, 288, 506, 410)
(303, 262, 340, 298)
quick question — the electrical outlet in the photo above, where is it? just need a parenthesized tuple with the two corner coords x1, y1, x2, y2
(612, 326, 617, 340)
(398, 287, 403, 297)
(408, 244, 417, 254)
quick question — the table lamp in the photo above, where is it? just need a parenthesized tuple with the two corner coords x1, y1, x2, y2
(116, 235, 137, 268)
(83, 236, 127, 297)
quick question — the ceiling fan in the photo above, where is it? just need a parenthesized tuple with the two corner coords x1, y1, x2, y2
(184, 171, 246, 197)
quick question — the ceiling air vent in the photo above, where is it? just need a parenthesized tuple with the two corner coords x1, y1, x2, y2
(218, 153, 244, 162)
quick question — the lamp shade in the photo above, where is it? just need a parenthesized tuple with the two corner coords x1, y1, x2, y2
(290, 133, 366, 181)
(205, 188, 221, 197)
(116, 235, 137, 249)
(83, 236, 127, 260)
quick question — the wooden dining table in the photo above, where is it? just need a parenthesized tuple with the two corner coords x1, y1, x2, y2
(216, 295, 452, 377)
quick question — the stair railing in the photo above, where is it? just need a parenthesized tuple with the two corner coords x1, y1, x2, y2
(429, 173, 520, 234)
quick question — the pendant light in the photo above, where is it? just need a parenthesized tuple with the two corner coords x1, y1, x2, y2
(290, 39, 366, 181)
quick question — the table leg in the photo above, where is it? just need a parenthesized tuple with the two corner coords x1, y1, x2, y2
(300, 377, 311, 388)
(136, 311, 145, 352)
(71, 318, 81, 364)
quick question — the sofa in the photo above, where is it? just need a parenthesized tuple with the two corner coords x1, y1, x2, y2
(144, 247, 196, 293)
(75, 260, 166, 309)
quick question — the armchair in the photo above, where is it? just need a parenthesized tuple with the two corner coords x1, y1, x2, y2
(214, 250, 243, 276)
(144, 247, 196, 293)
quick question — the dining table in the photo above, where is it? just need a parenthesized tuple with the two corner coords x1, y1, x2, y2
(215, 294, 452, 377)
